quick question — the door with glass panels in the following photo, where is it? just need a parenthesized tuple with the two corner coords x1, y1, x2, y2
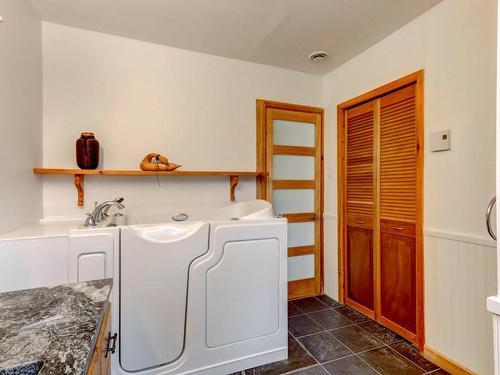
(257, 100, 324, 299)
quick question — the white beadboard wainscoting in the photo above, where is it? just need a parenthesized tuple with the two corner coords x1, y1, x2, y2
(323, 213, 497, 374)
(424, 230, 496, 375)
(323, 214, 339, 300)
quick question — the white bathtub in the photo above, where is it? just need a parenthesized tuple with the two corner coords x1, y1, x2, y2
(0, 199, 288, 375)
(124, 198, 274, 224)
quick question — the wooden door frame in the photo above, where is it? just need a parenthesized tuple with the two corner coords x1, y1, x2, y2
(256, 99, 325, 298)
(337, 70, 425, 349)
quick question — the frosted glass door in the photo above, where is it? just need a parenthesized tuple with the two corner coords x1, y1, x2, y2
(260, 105, 323, 299)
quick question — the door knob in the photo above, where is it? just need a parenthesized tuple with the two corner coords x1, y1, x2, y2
(312, 215, 320, 221)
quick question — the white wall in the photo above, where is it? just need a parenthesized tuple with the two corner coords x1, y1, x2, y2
(41, 23, 322, 218)
(0, 0, 42, 233)
(322, 0, 497, 373)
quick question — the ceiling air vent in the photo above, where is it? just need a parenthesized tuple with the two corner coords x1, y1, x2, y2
(308, 50, 329, 62)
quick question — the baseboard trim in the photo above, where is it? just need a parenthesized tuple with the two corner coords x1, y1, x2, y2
(423, 346, 477, 375)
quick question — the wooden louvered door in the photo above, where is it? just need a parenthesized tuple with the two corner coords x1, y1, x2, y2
(378, 85, 419, 340)
(338, 71, 424, 349)
(344, 101, 375, 316)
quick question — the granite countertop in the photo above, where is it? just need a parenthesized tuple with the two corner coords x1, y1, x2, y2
(0, 279, 112, 375)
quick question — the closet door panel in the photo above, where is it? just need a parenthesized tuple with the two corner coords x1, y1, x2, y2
(347, 213, 373, 230)
(380, 231, 416, 333)
(380, 219, 415, 237)
(345, 101, 375, 313)
(346, 103, 374, 219)
(347, 227, 374, 310)
(379, 85, 417, 223)
(379, 84, 417, 336)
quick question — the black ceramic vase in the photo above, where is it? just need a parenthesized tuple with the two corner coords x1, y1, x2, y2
(76, 132, 99, 169)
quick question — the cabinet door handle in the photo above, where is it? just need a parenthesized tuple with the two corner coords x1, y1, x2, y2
(355, 220, 365, 224)
(105, 332, 117, 358)
(392, 226, 404, 231)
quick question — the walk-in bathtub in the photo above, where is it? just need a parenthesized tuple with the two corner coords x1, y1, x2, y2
(116, 199, 288, 374)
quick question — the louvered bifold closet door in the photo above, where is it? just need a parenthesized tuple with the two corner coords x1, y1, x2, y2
(379, 84, 418, 337)
(345, 101, 375, 314)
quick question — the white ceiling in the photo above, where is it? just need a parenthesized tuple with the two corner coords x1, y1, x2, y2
(31, 0, 441, 75)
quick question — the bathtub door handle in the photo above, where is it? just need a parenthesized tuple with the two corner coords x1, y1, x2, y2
(486, 196, 496, 240)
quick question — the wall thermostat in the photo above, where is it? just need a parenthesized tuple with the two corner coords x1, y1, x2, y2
(430, 130, 451, 152)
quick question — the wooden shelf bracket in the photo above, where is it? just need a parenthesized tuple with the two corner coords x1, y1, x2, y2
(74, 174, 84, 207)
(229, 175, 239, 201)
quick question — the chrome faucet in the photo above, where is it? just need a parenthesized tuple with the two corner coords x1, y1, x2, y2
(85, 197, 125, 227)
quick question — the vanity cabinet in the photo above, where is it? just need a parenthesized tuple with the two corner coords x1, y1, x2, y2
(87, 303, 112, 375)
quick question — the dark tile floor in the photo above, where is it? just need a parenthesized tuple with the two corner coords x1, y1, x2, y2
(232, 295, 448, 375)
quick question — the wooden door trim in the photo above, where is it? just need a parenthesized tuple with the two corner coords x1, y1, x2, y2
(337, 70, 424, 349)
(378, 314, 417, 343)
(345, 297, 375, 319)
(257, 99, 324, 298)
(288, 278, 317, 300)
(257, 99, 324, 114)
(373, 99, 382, 322)
(338, 71, 423, 109)
(415, 70, 425, 350)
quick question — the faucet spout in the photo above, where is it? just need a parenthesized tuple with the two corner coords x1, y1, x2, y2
(84, 197, 125, 227)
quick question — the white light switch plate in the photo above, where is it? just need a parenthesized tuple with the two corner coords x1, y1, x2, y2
(430, 130, 451, 152)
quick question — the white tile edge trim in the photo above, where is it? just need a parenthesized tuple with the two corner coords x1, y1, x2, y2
(323, 213, 496, 248)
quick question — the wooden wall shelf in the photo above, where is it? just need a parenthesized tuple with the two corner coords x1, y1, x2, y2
(33, 168, 265, 207)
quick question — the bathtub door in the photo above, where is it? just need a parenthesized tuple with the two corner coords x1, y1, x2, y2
(257, 100, 324, 299)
